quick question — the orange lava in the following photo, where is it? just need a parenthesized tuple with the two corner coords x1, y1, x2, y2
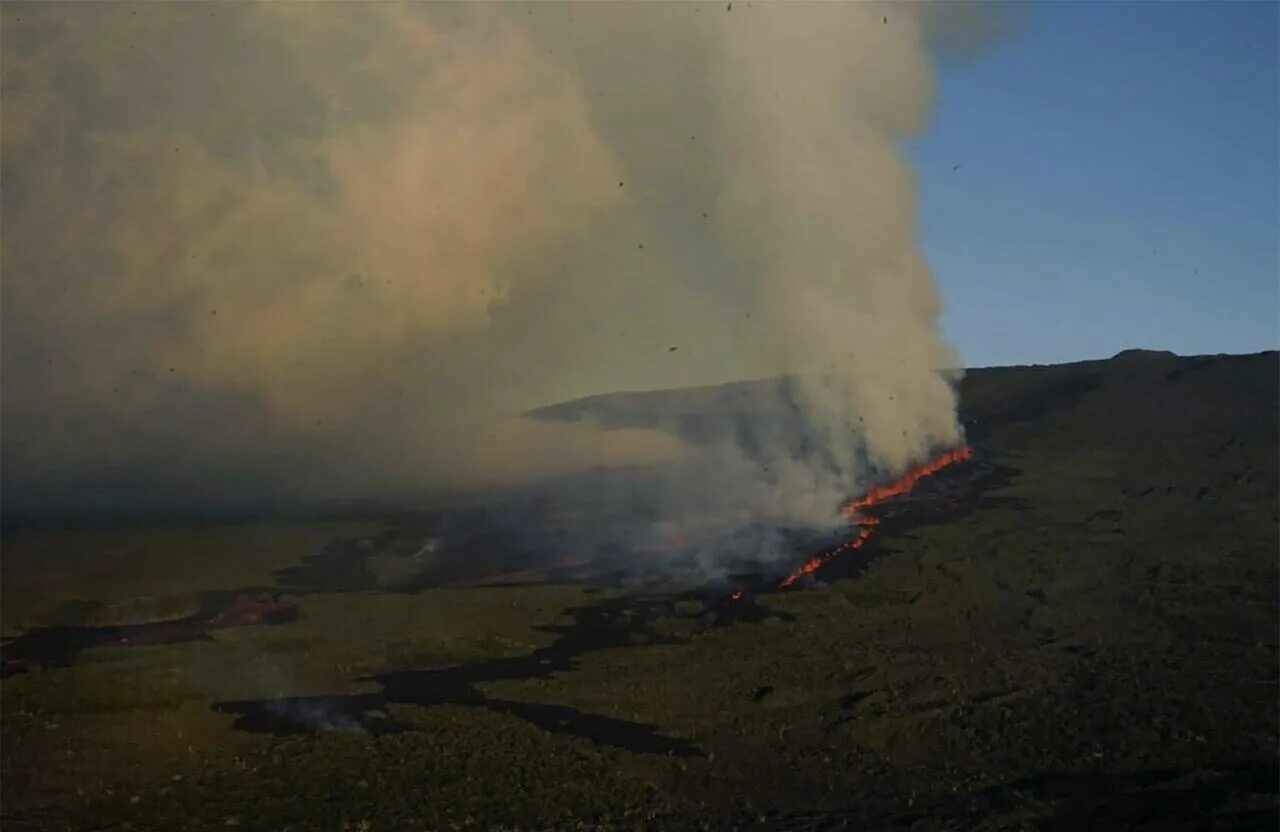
(729, 589, 744, 601)
(842, 445, 973, 516)
(779, 445, 972, 588)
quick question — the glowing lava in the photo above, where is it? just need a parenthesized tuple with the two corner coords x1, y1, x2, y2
(843, 445, 973, 516)
(779, 445, 972, 588)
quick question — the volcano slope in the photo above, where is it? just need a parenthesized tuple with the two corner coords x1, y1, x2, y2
(2, 349, 1277, 830)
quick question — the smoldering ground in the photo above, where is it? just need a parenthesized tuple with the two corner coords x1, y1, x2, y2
(2, 2, 1010, 571)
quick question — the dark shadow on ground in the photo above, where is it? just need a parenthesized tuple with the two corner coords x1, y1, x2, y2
(0, 590, 295, 677)
(213, 590, 776, 756)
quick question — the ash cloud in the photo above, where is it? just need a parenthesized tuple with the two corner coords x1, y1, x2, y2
(3, 2, 988, 554)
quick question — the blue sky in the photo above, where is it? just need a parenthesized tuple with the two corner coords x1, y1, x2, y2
(914, 1, 1278, 368)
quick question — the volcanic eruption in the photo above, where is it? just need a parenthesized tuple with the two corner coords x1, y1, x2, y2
(778, 445, 973, 588)
(3, 3, 978, 585)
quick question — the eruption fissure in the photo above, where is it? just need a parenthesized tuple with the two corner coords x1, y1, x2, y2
(774, 445, 972, 589)
(844, 445, 974, 516)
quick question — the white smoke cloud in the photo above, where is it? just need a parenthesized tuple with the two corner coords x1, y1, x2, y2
(2, 3, 986, 542)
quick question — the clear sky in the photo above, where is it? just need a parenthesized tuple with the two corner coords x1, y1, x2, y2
(914, 1, 1278, 368)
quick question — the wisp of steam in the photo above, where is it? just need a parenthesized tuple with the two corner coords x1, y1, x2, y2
(2, 3, 998, 572)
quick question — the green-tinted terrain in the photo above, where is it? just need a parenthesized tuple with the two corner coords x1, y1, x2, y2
(3, 350, 1276, 830)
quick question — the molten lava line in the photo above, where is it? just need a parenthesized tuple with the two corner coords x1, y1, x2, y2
(842, 445, 973, 516)
(778, 445, 972, 588)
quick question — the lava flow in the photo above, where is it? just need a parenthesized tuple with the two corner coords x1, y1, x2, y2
(0, 590, 293, 677)
(778, 445, 972, 588)
(843, 445, 973, 516)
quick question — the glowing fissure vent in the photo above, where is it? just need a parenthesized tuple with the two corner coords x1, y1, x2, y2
(777, 445, 972, 589)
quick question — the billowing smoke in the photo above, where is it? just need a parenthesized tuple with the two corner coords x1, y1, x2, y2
(693, 1, 966, 528)
(3, 2, 990, 565)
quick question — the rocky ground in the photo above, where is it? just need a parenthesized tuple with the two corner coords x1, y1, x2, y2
(2, 350, 1276, 830)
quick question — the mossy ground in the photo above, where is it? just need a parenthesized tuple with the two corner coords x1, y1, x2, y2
(2, 520, 387, 637)
(3, 352, 1276, 830)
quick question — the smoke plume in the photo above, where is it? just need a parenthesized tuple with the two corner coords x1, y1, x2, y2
(3, 2, 981, 560)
